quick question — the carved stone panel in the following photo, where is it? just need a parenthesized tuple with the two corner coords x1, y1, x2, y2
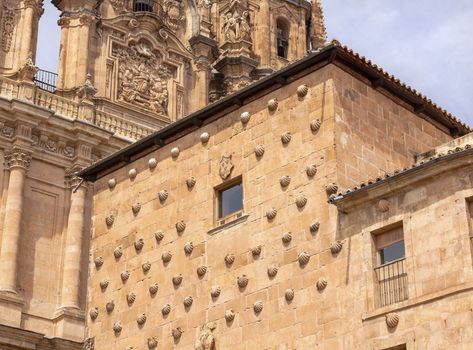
(1, 7, 15, 53)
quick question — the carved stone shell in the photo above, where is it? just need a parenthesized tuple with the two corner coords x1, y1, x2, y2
(162, 251, 172, 263)
(186, 176, 196, 188)
(99, 279, 109, 290)
(172, 327, 183, 340)
(377, 199, 389, 212)
(253, 300, 263, 313)
(224, 253, 235, 265)
(200, 132, 210, 143)
(127, 292, 136, 305)
(254, 144, 265, 157)
(149, 283, 159, 295)
(171, 147, 180, 158)
(197, 265, 207, 277)
(306, 164, 317, 177)
(161, 303, 171, 316)
(148, 337, 158, 349)
(281, 131, 292, 144)
(89, 307, 98, 320)
(210, 285, 221, 298)
(251, 245, 262, 257)
(128, 168, 137, 180)
(106, 301, 115, 313)
(134, 238, 144, 251)
(330, 241, 343, 254)
(132, 202, 141, 214)
(121, 270, 130, 282)
(310, 119, 322, 132)
(105, 215, 115, 227)
(175, 220, 186, 233)
(148, 157, 157, 169)
(108, 178, 116, 190)
(225, 309, 235, 322)
(325, 183, 339, 195)
(297, 84, 309, 98)
(310, 221, 320, 233)
(237, 275, 249, 288)
(114, 246, 123, 259)
(281, 232, 292, 244)
(113, 322, 122, 333)
(137, 313, 147, 325)
(172, 274, 183, 286)
(142, 261, 151, 272)
(183, 295, 193, 307)
(158, 189, 169, 202)
(279, 175, 291, 187)
(155, 231, 164, 242)
(316, 278, 328, 291)
(240, 111, 251, 124)
(267, 98, 279, 111)
(285, 289, 295, 301)
(298, 251, 311, 266)
(267, 265, 278, 278)
(266, 207, 277, 220)
(184, 242, 194, 255)
(296, 195, 307, 208)
(94, 256, 104, 268)
(386, 313, 400, 328)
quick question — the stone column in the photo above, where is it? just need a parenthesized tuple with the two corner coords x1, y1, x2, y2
(194, 58, 211, 111)
(0, 148, 31, 293)
(255, 0, 270, 68)
(59, 174, 87, 309)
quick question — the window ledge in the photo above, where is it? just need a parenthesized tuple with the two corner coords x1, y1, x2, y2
(208, 213, 249, 236)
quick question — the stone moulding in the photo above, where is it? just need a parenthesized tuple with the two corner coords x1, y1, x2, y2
(225, 309, 235, 322)
(89, 307, 99, 320)
(106, 301, 115, 313)
(184, 242, 194, 255)
(254, 144, 265, 157)
(386, 313, 400, 328)
(128, 168, 137, 180)
(253, 300, 263, 313)
(279, 175, 291, 187)
(121, 270, 130, 282)
(210, 285, 221, 298)
(183, 295, 193, 307)
(127, 292, 136, 305)
(310, 119, 322, 132)
(172, 274, 183, 286)
(137, 313, 147, 325)
(330, 240, 343, 255)
(281, 132, 292, 144)
(197, 265, 207, 277)
(237, 275, 248, 288)
(298, 251, 310, 266)
(114, 246, 123, 259)
(306, 164, 317, 177)
(162, 303, 171, 316)
(285, 289, 295, 301)
(158, 189, 169, 202)
(155, 231, 164, 242)
(297, 84, 309, 98)
(267, 98, 278, 112)
(225, 253, 235, 266)
(316, 278, 328, 291)
(266, 208, 277, 220)
(162, 251, 172, 263)
(240, 111, 251, 124)
(134, 238, 144, 251)
(148, 158, 158, 169)
(176, 220, 186, 233)
(94, 256, 104, 268)
(149, 283, 159, 295)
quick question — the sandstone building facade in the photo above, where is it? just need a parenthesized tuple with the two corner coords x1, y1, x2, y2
(80, 41, 472, 349)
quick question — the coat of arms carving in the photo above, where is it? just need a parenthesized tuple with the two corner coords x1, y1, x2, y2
(219, 155, 234, 180)
(163, 0, 185, 31)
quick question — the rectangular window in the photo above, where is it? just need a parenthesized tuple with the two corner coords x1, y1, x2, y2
(217, 179, 243, 220)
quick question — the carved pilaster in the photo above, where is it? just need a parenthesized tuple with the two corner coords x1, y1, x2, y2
(4, 147, 31, 170)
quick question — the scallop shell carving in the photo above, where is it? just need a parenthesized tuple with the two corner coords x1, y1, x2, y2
(266, 207, 277, 220)
(172, 274, 183, 286)
(298, 251, 310, 266)
(225, 309, 235, 322)
(297, 84, 309, 98)
(127, 292, 136, 304)
(121, 270, 130, 282)
(253, 301, 263, 313)
(240, 111, 251, 124)
(94, 256, 104, 268)
(147, 337, 158, 349)
(142, 261, 151, 272)
(162, 251, 172, 263)
(114, 246, 123, 259)
(306, 164, 317, 177)
(113, 322, 122, 333)
(149, 283, 159, 295)
(279, 175, 291, 187)
(267, 265, 278, 278)
(172, 327, 183, 340)
(200, 132, 210, 143)
(105, 215, 115, 227)
(251, 245, 262, 257)
(134, 238, 144, 251)
(310, 221, 320, 233)
(210, 285, 221, 298)
(281, 131, 292, 144)
(171, 147, 180, 158)
(128, 168, 137, 180)
(132, 202, 141, 214)
(108, 178, 116, 190)
(386, 313, 400, 328)
(310, 119, 322, 132)
(158, 189, 169, 202)
(254, 144, 265, 157)
(161, 303, 171, 316)
(197, 265, 207, 277)
(155, 231, 164, 242)
(281, 232, 292, 244)
(186, 176, 196, 188)
(330, 241, 343, 254)
(296, 195, 307, 208)
(89, 307, 98, 320)
(285, 289, 295, 301)
(176, 220, 186, 233)
(325, 183, 339, 195)
(267, 98, 279, 111)
(237, 275, 249, 288)
(183, 295, 193, 307)
(106, 301, 115, 313)
(100, 279, 109, 290)
(137, 313, 147, 325)
(377, 199, 389, 212)
(184, 242, 194, 255)
(148, 157, 157, 169)
(225, 253, 235, 265)
(316, 278, 328, 291)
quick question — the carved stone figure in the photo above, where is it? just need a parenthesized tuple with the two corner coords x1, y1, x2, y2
(163, 0, 185, 31)
(194, 323, 216, 350)
(110, 0, 127, 13)
(222, 0, 252, 42)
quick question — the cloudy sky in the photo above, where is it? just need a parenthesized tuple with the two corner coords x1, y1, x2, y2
(36, 1, 473, 125)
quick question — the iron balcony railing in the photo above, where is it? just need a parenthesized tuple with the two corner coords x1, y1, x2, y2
(34, 69, 58, 92)
(374, 258, 408, 307)
(133, 0, 164, 16)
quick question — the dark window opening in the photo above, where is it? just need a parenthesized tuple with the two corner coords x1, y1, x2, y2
(218, 181, 243, 219)
(380, 240, 405, 264)
(134, 0, 154, 12)
(276, 20, 289, 59)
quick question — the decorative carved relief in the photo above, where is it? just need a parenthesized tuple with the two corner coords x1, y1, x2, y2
(158, 189, 169, 202)
(106, 301, 115, 313)
(110, 0, 127, 13)
(281, 132, 292, 144)
(183, 295, 193, 307)
(279, 175, 291, 187)
(0, 122, 14, 138)
(310, 119, 322, 132)
(186, 176, 196, 188)
(148, 158, 157, 169)
(83, 337, 95, 350)
(114, 246, 123, 259)
(163, 0, 185, 31)
(108, 178, 117, 190)
(267, 98, 278, 112)
(306, 164, 317, 177)
(310, 221, 320, 233)
(253, 300, 263, 313)
(282, 232, 292, 244)
(298, 251, 310, 266)
(149, 283, 159, 295)
(184, 242, 194, 255)
(325, 183, 339, 195)
(113, 322, 122, 334)
(148, 337, 158, 349)
(128, 168, 137, 180)
(296, 195, 307, 208)
(171, 146, 180, 158)
(200, 132, 210, 143)
(237, 275, 248, 288)
(240, 111, 250, 124)
(134, 237, 144, 251)
(285, 289, 294, 301)
(4, 148, 31, 170)
(137, 313, 147, 325)
(162, 303, 171, 315)
(172, 273, 183, 286)
(297, 84, 309, 98)
(114, 43, 170, 116)
(251, 245, 261, 257)
(142, 261, 151, 272)
(219, 155, 234, 180)
(225, 309, 235, 322)
(155, 231, 164, 242)
(386, 313, 400, 328)
(176, 220, 186, 233)
(377, 199, 389, 212)
(162, 251, 172, 263)
(222, 0, 251, 42)
(254, 144, 265, 157)
(210, 285, 221, 298)
(197, 265, 207, 277)
(132, 202, 141, 214)
(1, 8, 15, 53)
(267, 265, 278, 278)
(194, 323, 216, 350)
(172, 327, 184, 340)
(225, 253, 235, 266)
(94, 256, 104, 268)
(127, 292, 136, 305)
(316, 278, 328, 291)
(89, 307, 99, 320)
(330, 241, 343, 255)
(100, 279, 109, 290)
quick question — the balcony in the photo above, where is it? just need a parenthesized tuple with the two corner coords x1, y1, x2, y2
(132, 0, 164, 16)
(34, 69, 58, 92)
(374, 258, 408, 307)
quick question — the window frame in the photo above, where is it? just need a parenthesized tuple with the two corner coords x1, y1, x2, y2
(215, 176, 244, 224)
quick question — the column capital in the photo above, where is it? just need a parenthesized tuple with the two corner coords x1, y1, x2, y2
(23, 0, 44, 16)
(4, 147, 31, 171)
